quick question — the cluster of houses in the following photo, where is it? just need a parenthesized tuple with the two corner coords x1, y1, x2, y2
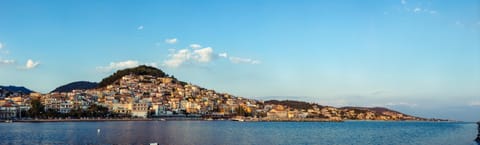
(1, 75, 263, 119)
(1, 74, 421, 121)
(0, 94, 30, 119)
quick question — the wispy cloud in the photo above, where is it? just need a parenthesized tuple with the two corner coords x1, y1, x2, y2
(165, 38, 178, 44)
(229, 56, 260, 64)
(469, 101, 480, 106)
(218, 52, 228, 58)
(0, 59, 15, 65)
(400, 1, 437, 15)
(413, 7, 422, 13)
(385, 102, 418, 108)
(0, 41, 15, 65)
(189, 44, 202, 49)
(0, 41, 8, 54)
(455, 21, 464, 27)
(137, 25, 144, 30)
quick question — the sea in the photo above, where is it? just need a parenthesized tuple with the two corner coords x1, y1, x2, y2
(0, 121, 477, 145)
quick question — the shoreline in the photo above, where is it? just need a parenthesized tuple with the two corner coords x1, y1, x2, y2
(0, 118, 459, 123)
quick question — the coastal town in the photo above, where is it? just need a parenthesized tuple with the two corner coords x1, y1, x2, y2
(1, 66, 430, 122)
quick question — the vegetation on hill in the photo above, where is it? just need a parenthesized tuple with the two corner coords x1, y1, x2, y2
(340, 106, 404, 115)
(265, 100, 322, 110)
(51, 81, 99, 93)
(98, 65, 169, 88)
(0, 85, 34, 94)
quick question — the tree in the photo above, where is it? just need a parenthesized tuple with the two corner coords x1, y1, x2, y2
(98, 65, 168, 88)
(236, 106, 251, 117)
(28, 99, 45, 118)
(86, 104, 109, 117)
(45, 108, 60, 118)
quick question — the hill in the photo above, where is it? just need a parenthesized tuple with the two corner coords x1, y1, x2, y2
(340, 106, 403, 115)
(0, 85, 34, 98)
(265, 100, 323, 110)
(0, 85, 34, 94)
(97, 65, 173, 88)
(265, 100, 428, 121)
(51, 81, 99, 93)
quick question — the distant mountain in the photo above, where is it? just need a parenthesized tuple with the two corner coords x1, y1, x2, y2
(98, 65, 185, 88)
(0, 85, 34, 94)
(51, 81, 98, 93)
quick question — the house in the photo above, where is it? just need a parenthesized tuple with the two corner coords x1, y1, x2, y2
(59, 101, 73, 113)
(0, 103, 17, 119)
(267, 105, 288, 119)
(131, 102, 149, 118)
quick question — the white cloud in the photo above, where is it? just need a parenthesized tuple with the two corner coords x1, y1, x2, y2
(137, 25, 144, 30)
(97, 60, 140, 72)
(0, 42, 3, 49)
(218, 52, 228, 58)
(401, 0, 406, 5)
(162, 40, 260, 67)
(0, 59, 15, 65)
(25, 59, 39, 69)
(163, 47, 215, 67)
(189, 44, 202, 49)
(165, 38, 178, 44)
(229, 56, 260, 64)
(164, 49, 191, 68)
(192, 47, 213, 63)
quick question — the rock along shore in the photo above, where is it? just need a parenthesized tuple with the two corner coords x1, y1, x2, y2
(476, 121, 480, 142)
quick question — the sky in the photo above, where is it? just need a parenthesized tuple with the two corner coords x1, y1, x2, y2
(0, 0, 479, 121)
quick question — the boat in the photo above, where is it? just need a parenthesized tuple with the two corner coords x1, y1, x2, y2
(231, 118, 244, 122)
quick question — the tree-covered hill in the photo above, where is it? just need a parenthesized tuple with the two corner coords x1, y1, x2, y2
(51, 81, 98, 93)
(97, 65, 173, 88)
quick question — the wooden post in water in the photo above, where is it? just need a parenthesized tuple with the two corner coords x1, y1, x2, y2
(476, 121, 480, 142)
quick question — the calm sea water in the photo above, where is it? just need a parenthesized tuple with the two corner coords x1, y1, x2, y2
(0, 121, 477, 145)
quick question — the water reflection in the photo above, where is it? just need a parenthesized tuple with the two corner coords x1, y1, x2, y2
(0, 121, 477, 145)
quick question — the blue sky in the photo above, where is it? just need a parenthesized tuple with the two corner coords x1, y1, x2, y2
(0, 0, 479, 121)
